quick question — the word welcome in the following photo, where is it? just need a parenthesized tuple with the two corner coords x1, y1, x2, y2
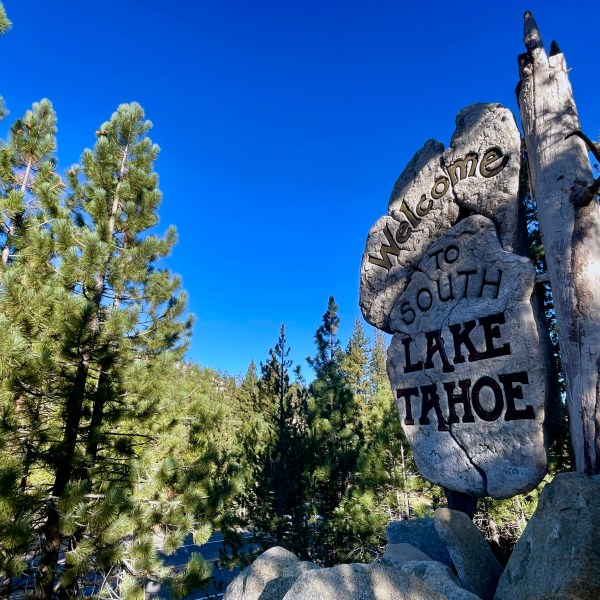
(368, 147, 509, 271)
(396, 370, 534, 430)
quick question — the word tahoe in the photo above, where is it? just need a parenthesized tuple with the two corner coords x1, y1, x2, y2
(396, 370, 534, 430)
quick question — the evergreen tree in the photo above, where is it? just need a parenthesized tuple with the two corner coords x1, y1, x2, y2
(0, 99, 61, 266)
(306, 297, 361, 564)
(341, 319, 370, 404)
(129, 361, 244, 596)
(329, 325, 439, 563)
(236, 360, 259, 421)
(0, 102, 238, 599)
(242, 326, 310, 557)
(30, 101, 192, 599)
(0, 3, 9, 35)
(0, 99, 65, 598)
(327, 328, 407, 562)
(370, 330, 388, 392)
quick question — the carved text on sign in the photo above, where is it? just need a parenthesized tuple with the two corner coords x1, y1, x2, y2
(394, 244, 503, 325)
(396, 371, 534, 431)
(395, 310, 536, 430)
(368, 147, 508, 271)
(384, 215, 550, 497)
(400, 312, 511, 374)
(360, 105, 551, 497)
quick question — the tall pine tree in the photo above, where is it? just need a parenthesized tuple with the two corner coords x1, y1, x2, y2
(0, 102, 238, 599)
(341, 319, 371, 413)
(306, 297, 361, 564)
(241, 326, 310, 557)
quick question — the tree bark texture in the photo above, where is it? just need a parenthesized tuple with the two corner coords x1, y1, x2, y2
(518, 12, 600, 474)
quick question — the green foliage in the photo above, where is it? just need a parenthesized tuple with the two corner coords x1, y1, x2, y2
(238, 326, 310, 557)
(474, 485, 544, 562)
(327, 490, 386, 563)
(305, 298, 362, 564)
(228, 298, 441, 568)
(0, 99, 240, 598)
(0, 3, 10, 35)
(166, 552, 212, 600)
(341, 319, 370, 402)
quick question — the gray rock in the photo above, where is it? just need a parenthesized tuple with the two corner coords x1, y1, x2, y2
(381, 543, 433, 567)
(360, 104, 554, 500)
(494, 472, 600, 600)
(434, 508, 502, 600)
(223, 546, 320, 600)
(360, 139, 459, 333)
(282, 562, 446, 600)
(400, 560, 482, 600)
(386, 215, 550, 498)
(445, 103, 523, 253)
(360, 103, 522, 334)
(387, 519, 451, 566)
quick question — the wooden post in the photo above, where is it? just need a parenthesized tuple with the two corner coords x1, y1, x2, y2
(517, 12, 600, 474)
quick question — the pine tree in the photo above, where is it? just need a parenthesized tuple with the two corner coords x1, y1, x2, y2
(0, 102, 239, 599)
(329, 325, 439, 563)
(365, 329, 441, 519)
(370, 330, 388, 392)
(0, 2, 9, 35)
(0, 99, 65, 598)
(236, 360, 259, 421)
(341, 319, 370, 402)
(0, 99, 61, 266)
(242, 326, 310, 557)
(23, 102, 191, 599)
(219, 359, 260, 556)
(130, 361, 244, 595)
(306, 297, 361, 564)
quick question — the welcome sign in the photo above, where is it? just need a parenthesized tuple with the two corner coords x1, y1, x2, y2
(360, 104, 555, 499)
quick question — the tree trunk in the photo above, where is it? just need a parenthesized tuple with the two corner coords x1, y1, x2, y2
(400, 443, 410, 520)
(517, 12, 600, 474)
(34, 358, 90, 599)
(85, 357, 112, 471)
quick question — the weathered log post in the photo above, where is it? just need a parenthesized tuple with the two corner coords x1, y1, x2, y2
(517, 12, 600, 474)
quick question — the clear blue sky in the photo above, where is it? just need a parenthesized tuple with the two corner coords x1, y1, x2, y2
(1, 1, 598, 377)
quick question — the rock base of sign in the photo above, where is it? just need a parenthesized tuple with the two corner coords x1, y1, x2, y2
(399, 561, 483, 600)
(386, 519, 452, 566)
(434, 509, 502, 600)
(381, 543, 433, 566)
(386, 511, 500, 600)
(494, 472, 600, 600)
(224, 474, 600, 600)
(222, 546, 319, 600)
(282, 562, 446, 600)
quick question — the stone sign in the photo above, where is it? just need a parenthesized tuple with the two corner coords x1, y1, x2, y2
(388, 216, 548, 497)
(360, 103, 555, 499)
(360, 104, 523, 333)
